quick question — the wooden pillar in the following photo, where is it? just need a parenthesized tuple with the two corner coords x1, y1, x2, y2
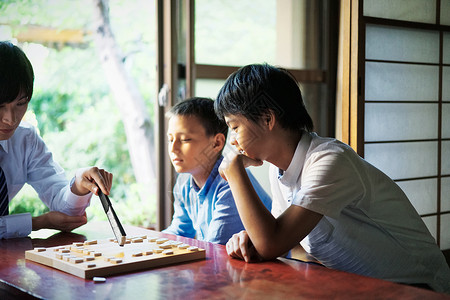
(156, 0, 178, 230)
(336, 0, 360, 152)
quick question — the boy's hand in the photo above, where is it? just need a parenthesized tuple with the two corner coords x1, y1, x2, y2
(32, 211, 87, 232)
(219, 151, 262, 181)
(71, 167, 113, 196)
(226, 230, 262, 263)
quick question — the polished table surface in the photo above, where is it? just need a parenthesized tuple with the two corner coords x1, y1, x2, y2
(0, 221, 448, 299)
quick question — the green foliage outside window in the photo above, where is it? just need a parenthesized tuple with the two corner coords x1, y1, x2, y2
(1, 0, 156, 228)
(1, 0, 275, 229)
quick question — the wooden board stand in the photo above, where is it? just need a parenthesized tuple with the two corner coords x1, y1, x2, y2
(25, 235, 205, 279)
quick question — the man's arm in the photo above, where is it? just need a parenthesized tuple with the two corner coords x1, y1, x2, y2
(32, 211, 87, 232)
(0, 213, 32, 239)
(25, 126, 112, 215)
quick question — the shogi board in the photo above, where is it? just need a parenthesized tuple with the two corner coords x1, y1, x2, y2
(25, 236, 205, 279)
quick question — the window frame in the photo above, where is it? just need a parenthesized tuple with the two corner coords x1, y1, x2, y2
(156, 0, 338, 230)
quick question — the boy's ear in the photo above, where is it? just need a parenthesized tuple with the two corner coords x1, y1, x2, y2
(263, 110, 276, 130)
(212, 133, 226, 152)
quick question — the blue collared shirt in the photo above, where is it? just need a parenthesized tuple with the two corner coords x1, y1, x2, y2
(163, 156, 272, 245)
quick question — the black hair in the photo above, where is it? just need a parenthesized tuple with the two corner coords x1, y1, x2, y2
(0, 41, 34, 104)
(167, 97, 228, 138)
(214, 63, 313, 132)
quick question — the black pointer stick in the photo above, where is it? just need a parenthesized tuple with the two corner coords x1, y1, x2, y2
(97, 188, 127, 246)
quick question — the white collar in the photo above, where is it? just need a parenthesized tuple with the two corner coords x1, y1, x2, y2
(278, 131, 312, 187)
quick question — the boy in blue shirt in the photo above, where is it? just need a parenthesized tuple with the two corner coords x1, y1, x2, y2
(163, 97, 271, 244)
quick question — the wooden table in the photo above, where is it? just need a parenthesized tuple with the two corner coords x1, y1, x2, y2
(0, 221, 448, 299)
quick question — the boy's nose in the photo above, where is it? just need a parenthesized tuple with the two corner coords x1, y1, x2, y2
(1, 108, 16, 126)
(169, 140, 180, 153)
(230, 134, 238, 146)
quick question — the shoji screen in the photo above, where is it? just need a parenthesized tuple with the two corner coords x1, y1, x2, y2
(361, 0, 450, 249)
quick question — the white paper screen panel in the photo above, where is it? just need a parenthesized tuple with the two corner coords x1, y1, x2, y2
(365, 103, 438, 141)
(441, 0, 450, 25)
(443, 104, 450, 139)
(396, 179, 437, 215)
(365, 62, 439, 101)
(442, 141, 450, 175)
(443, 67, 450, 101)
(442, 177, 450, 212)
(441, 215, 450, 249)
(423, 216, 437, 240)
(444, 33, 450, 64)
(363, 0, 436, 23)
(366, 25, 439, 63)
(364, 142, 437, 180)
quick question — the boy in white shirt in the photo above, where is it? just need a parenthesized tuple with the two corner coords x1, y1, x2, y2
(215, 63, 450, 293)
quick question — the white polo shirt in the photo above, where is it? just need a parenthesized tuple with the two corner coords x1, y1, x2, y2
(270, 131, 450, 293)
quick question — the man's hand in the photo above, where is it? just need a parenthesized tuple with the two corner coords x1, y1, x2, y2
(71, 167, 113, 196)
(32, 211, 87, 232)
(226, 230, 262, 263)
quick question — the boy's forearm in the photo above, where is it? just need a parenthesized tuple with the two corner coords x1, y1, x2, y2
(224, 157, 277, 257)
(224, 155, 322, 259)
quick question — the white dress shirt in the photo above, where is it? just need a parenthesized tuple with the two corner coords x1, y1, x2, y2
(270, 131, 450, 293)
(0, 122, 91, 238)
